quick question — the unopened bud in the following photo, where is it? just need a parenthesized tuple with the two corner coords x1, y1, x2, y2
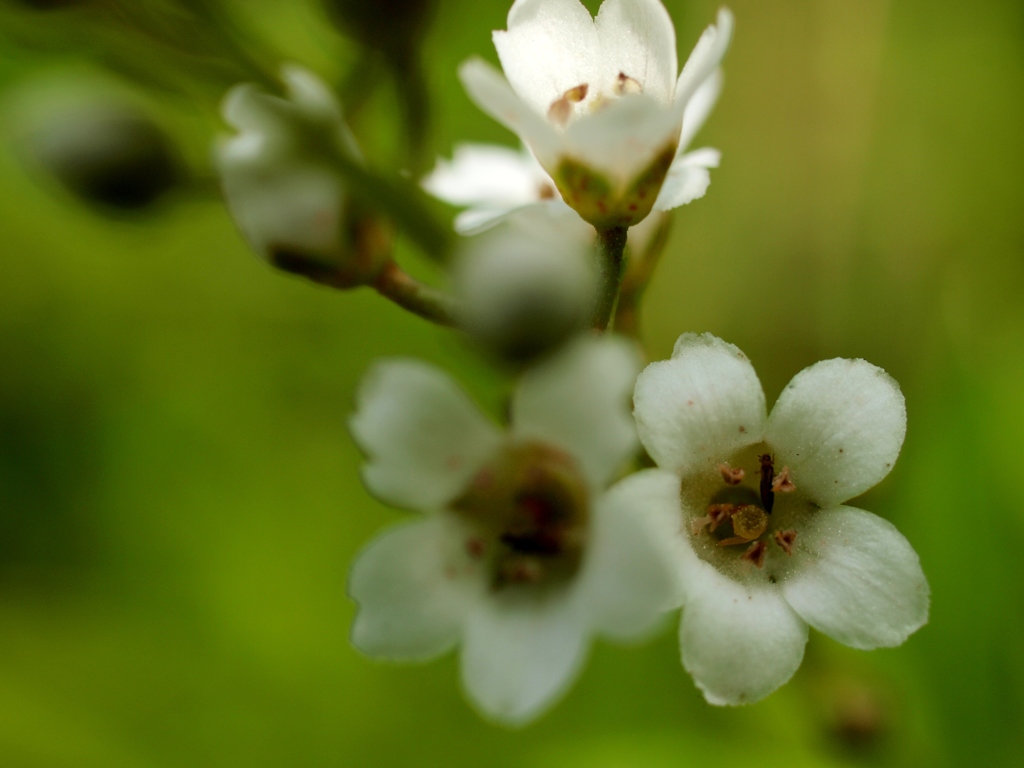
(25, 98, 179, 211)
(216, 65, 389, 288)
(455, 204, 596, 364)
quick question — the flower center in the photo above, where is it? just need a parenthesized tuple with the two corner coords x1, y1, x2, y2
(682, 443, 816, 583)
(546, 72, 643, 127)
(451, 441, 590, 590)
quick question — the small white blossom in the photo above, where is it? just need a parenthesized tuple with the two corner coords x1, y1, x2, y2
(455, 204, 598, 361)
(425, 68, 722, 235)
(348, 336, 676, 725)
(216, 66, 379, 286)
(631, 333, 930, 706)
(458, 0, 732, 228)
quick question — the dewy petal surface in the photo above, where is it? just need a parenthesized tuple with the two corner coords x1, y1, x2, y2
(511, 335, 641, 488)
(493, 0, 602, 116)
(633, 333, 766, 476)
(594, 0, 678, 105)
(781, 505, 929, 650)
(673, 8, 734, 117)
(765, 358, 906, 508)
(581, 469, 680, 640)
(680, 561, 808, 706)
(678, 69, 723, 152)
(653, 147, 720, 211)
(461, 590, 587, 726)
(349, 515, 483, 660)
(350, 360, 503, 512)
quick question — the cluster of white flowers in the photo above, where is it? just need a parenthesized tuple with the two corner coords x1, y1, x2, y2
(214, 0, 929, 727)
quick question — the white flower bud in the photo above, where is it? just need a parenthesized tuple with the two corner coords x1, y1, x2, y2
(216, 65, 387, 288)
(455, 203, 597, 363)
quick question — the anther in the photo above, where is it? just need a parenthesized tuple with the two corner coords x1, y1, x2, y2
(774, 529, 797, 556)
(547, 84, 589, 125)
(772, 466, 796, 494)
(615, 72, 643, 95)
(718, 463, 745, 485)
(742, 540, 767, 568)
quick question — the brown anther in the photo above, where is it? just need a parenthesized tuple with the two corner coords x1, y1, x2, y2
(691, 515, 711, 536)
(771, 466, 796, 493)
(705, 503, 736, 532)
(774, 529, 797, 556)
(615, 72, 643, 95)
(547, 84, 589, 125)
(501, 557, 543, 584)
(718, 463, 745, 486)
(538, 182, 557, 200)
(742, 540, 767, 568)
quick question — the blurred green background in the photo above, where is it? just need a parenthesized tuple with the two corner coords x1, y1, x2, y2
(0, 0, 1022, 765)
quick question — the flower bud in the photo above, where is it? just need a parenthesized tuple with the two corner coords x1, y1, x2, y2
(26, 99, 180, 211)
(455, 204, 596, 364)
(216, 65, 390, 289)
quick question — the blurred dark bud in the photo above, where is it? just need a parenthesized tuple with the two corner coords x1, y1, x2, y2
(29, 103, 181, 211)
(820, 677, 890, 755)
(326, 0, 438, 64)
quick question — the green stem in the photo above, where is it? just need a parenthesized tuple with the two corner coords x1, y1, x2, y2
(591, 226, 629, 331)
(373, 261, 459, 327)
(614, 214, 674, 339)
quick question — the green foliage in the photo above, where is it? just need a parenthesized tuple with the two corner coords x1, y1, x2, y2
(0, 0, 1022, 765)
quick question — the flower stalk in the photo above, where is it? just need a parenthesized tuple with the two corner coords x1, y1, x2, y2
(614, 215, 674, 338)
(373, 261, 460, 327)
(591, 225, 629, 331)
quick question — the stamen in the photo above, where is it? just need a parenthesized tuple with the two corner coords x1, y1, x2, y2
(742, 540, 767, 568)
(772, 466, 796, 493)
(547, 84, 589, 125)
(774, 529, 797, 556)
(718, 463, 745, 485)
(691, 515, 711, 536)
(500, 556, 543, 584)
(615, 72, 643, 95)
(706, 503, 735, 532)
(537, 182, 557, 200)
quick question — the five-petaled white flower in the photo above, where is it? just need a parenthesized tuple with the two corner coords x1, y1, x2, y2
(217, 66, 381, 287)
(348, 335, 676, 725)
(632, 333, 930, 706)
(425, 68, 722, 235)
(458, 0, 732, 229)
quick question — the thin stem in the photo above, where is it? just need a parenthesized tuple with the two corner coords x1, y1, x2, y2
(614, 214, 674, 339)
(590, 226, 629, 331)
(373, 261, 459, 327)
(392, 54, 431, 176)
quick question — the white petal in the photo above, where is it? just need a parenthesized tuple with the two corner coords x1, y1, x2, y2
(595, 0, 678, 106)
(452, 206, 521, 235)
(458, 58, 562, 166)
(564, 94, 680, 185)
(493, 0, 603, 116)
(581, 469, 681, 640)
(422, 143, 545, 209)
(781, 506, 929, 650)
(349, 360, 503, 512)
(678, 69, 723, 151)
(765, 358, 906, 508)
(673, 9, 734, 119)
(461, 590, 588, 726)
(633, 333, 766, 476)
(511, 335, 642, 488)
(348, 515, 483, 660)
(680, 563, 808, 706)
(652, 148, 720, 211)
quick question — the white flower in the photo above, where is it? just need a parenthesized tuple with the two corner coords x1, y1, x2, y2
(425, 69, 723, 236)
(631, 333, 930, 706)
(348, 336, 676, 725)
(458, 0, 732, 229)
(216, 66, 382, 287)
(455, 204, 598, 361)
